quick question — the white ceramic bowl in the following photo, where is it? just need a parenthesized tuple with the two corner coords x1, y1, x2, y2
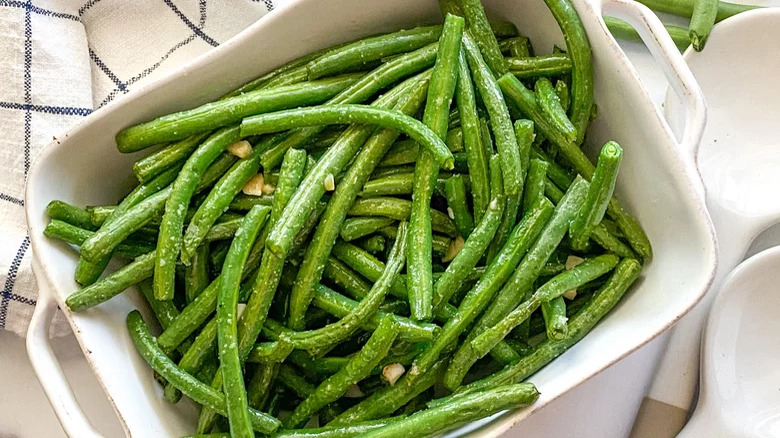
(25, 0, 717, 436)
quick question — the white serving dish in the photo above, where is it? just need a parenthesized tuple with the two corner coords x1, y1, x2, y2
(25, 0, 716, 436)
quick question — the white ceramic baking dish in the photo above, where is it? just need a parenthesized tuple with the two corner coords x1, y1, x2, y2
(24, 0, 716, 436)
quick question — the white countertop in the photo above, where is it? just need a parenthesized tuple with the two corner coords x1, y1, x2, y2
(3, 29, 779, 438)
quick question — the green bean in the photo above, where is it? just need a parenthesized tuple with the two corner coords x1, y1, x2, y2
(535, 78, 576, 142)
(272, 420, 399, 438)
(288, 79, 428, 330)
(328, 359, 447, 425)
(498, 73, 652, 259)
(348, 197, 457, 237)
(434, 191, 504, 311)
(65, 251, 155, 311)
(339, 218, 395, 242)
(499, 36, 532, 58)
(463, 33, 522, 198)
(604, 17, 690, 52)
(460, 0, 508, 76)
(570, 142, 622, 251)
(450, 258, 642, 397)
(125, 311, 281, 434)
(377, 139, 418, 167)
(359, 173, 454, 198)
(445, 127, 464, 152)
(258, 77, 427, 267)
(278, 364, 317, 399)
(45, 201, 96, 230)
(286, 316, 399, 428)
(154, 127, 240, 300)
(555, 80, 570, 113)
(444, 177, 588, 389)
(166, 317, 218, 403)
(247, 363, 279, 410)
(215, 206, 268, 438)
(132, 133, 210, 182)
(43, 220, 154, 259)
(634, 0, 758, 23)
(531, 146, 574, 189)
(359, 383, 539, 438)
(116, 76, 359, 152)
(137, 279, 180, 333)
(182, 134, 283, 263)
(506, 54, 573, 78)
(377, 225, 451, 255)
(259, 50, 436, 171)
(455, 48, 490, 223)
(404, 197, 554, 386)
(689, 0, 717, 50)
(523, 159, 548, 216)
(229, 194, 274, 211)
(307, 284, 437, 344)
(408, 15, 464, 323)
(243, 105, 454, 172)
(306, 26, 442, 80)
(543, 0, 593, 144)
(186, 244, 210, 304)
(541, 296, 568, 340)
(444, 175, 474, 238)
(79, 187, 168, 263)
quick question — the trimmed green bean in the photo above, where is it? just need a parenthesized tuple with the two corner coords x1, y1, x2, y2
(348, 197, 457, 237)
(186, 244, 210, 304)
(125, 311, 281, 434)
(541, 296, 568, 340)
(339, 217, 395, 242)
(43, 220, 153, 259)
(286, 316, 399, 428)
(543, 0, 593, 144)
(66, 251, 155, 311)
(460, 0, 508, 76)
(359, 173, 453, 198)
(359, 384, 540, 438)
(45, 201, 95, 230)
(523, 159, 548, 217)
(444, 174, 474, 238)
(288, 79, 428, 330)
(604, 17, 690, 52)
(444, 177, 589, 389)
(455, 48, 490, 223)
(377, 225, 451, 255)
(132, 133, 210, 182)
(116, 76, 359, 152)
(569, 141, 622, 251)
(323, 256, 372, 299)
(230, 194, 274, 211)
(535, 78, 576, 142)
(555, 80, 570, 112)
(306, 26, 442, 80)
(506, 54, 572, 78)
(498, 73, 652, 259)
(689, 0, 717, 50)
(155, 127, 240, 300)
(408, 15, 464, 322)
(450, 258, 642, 397)
(499, 36, 532, 58)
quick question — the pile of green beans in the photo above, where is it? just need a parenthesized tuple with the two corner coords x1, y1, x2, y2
(45, 2, 653, 436)
(605, 0, 760, 52)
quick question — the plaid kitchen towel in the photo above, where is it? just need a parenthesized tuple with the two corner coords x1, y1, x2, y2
(0, 0, 277, 337)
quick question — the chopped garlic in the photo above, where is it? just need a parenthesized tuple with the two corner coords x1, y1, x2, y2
(261, 183, 276, 195)
(323, 173, 335, 191)
(344, 384, 364, 398)
(562, 289, 577, 300)
(565, 255, 585, 270)
(382, 363, 405, 386)
(442, 235, 465, 263)
(227, 140, 252, 159)
(242, 173, 265, 196)
(447, 207, 455, 220)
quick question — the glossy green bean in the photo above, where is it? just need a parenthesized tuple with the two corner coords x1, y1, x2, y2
(541, 296, 568, 340)
(116, 76, 359, 152)
(287, 79, 428, 330)
(543, 0, 593, 144)
(498, 73, 652, 259)
(535, 78, 576, 142)
(348, 197, 457, 237)
(45, 201, 95, 230)
(339, 217, 395, 242)
(186, 244, 210, 304)
(523, 159, 548, 216)
(499, 36, 532, 58)
(43, 220, 154, 259)
(444, 175, 474, 238)
(66, 251, 155, 311)
(377, 225, 451, 255)
(455, 48, 490, 223)
(247, 363, 279, 410)
(356, 235, 386, 255)
(286, 316, 399, 428)
(125, 311, 281, 434)
(229, 194, 274, 211)
(506, 54, 572, 78)
(460, 0, 508, 76)
(306, 26, 442, 80)
(323, 256, 372, 299)
(155, 127, 241, 300)
(569, 141, 622, 251)
(132, 133, 210, 182)
(689, 0, 718, 50)
(359, 384, 539, 438)
(359, 173, 453, 198)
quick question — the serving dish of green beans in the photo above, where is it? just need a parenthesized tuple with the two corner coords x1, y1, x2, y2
(31, 0, 703, 436)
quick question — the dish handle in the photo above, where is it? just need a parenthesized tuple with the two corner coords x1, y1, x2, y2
(26, 258, 104, 438)
(599, 0, 707, 198)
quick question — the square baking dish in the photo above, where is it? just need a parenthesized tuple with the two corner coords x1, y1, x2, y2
(25, 0, 717, 436)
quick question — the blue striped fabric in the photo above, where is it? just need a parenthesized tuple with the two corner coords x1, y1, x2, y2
(0, 0, 276, 337)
